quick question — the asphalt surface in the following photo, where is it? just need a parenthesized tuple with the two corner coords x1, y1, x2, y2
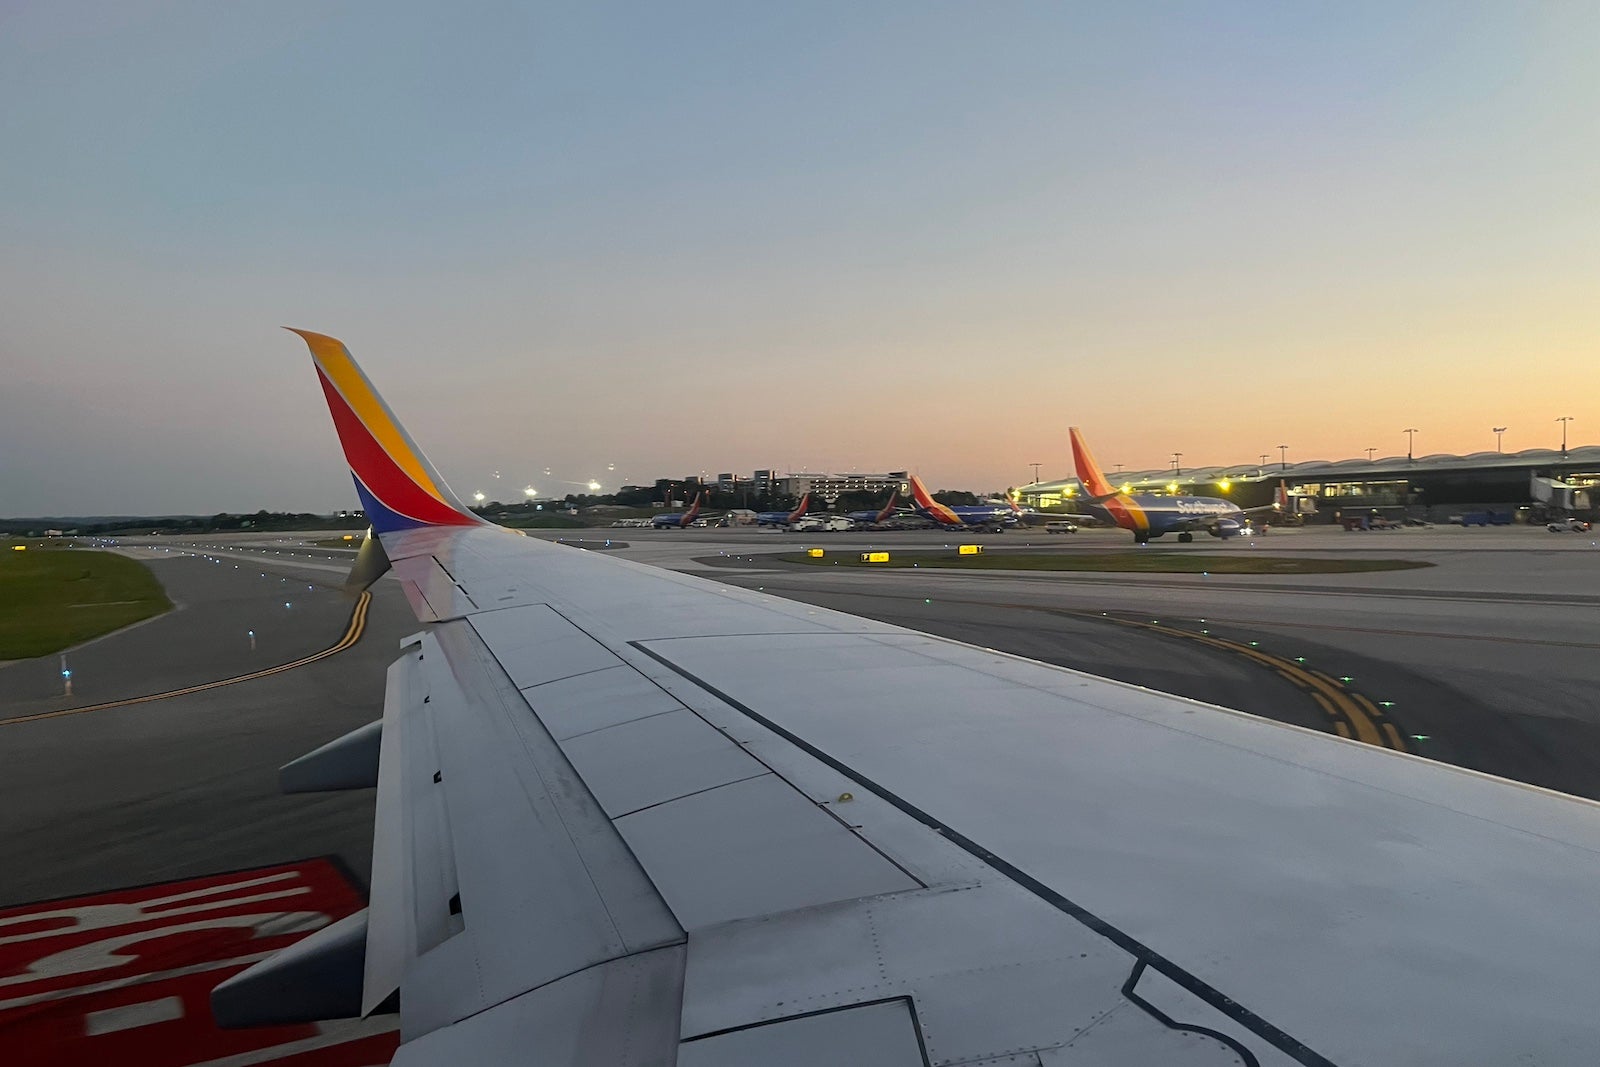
(0, 548, 416, 907)
(2, 522, 1597, 914)
(643, 522, 1600, 800)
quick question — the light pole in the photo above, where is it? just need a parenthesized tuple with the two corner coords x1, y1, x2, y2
(1030, 462, 1042, 486)
(1365, 447, 1376, 461)
(1113, 463, 1124, 475)
(1493, 426, 1507, 453)
(1172, 452, 1182, 478)
(1277, 444, 1288, 470)
(1557, 416, 1573, 458)
(1259, 453, 1270, 469)
(1403, 428, 1418, 461)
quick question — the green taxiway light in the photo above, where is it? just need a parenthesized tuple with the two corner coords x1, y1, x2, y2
(1294, 656, 1307, 663)
(1378, 701, 1396, 707)
(1339, 675, 1354, 683)
(1412, 734, 1431, 741)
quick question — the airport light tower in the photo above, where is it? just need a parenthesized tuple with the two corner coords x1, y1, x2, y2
(1493, 427, 1507, 453)
(1557, 416, 1573, 459)
(1403, 428, 1418, 461)
(1365, 447, 1376, 461)
(1171, 452, 1182, 478)
(1277, 444, 1288, 470)
(1030, 462, 1042, 486)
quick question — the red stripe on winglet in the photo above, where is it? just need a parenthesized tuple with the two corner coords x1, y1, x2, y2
(317, 371, 476, 527)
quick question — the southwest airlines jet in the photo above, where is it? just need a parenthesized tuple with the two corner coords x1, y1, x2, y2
(908, 475, 1022, 531)
(1071, 427, 1269, 543)
(213, 330, 1600, 1066)
(651, 490, 707, 528)
(754, 492, 811, 527)
(845, 489, 899, 526)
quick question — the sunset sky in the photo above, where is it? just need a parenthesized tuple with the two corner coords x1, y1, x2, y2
(2, 2, 1595, 515)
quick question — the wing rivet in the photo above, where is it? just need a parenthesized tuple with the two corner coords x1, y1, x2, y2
(837, 792, 854, 802)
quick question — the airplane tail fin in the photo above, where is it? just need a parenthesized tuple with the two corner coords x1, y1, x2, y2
(1069, 427, 1118, 500)
(874, 490, 898, 524)
(292, 329, 483, 536)
(788, 492, 811, 523)
(683, 491, 707, 524)
(908, 474, 961, 526)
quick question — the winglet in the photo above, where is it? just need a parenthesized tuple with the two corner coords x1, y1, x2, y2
(1069, 427, 1116, 500)
(290, 329, 482, 535)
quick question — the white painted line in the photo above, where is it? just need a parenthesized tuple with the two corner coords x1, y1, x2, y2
(83, 994, 184, 1035)
(0, 951, 277, 1012)
(186, 1016, 401, 1067)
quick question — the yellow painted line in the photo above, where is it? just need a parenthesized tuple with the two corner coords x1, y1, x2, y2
(1090, 614, 1406, 753)
(1311, 690, 1378, 746)
(1176, 630, 1398, 751)
(1, 592, 372, 728)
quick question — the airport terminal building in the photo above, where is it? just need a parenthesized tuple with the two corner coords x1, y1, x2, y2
(1022, 446, 1600, 523)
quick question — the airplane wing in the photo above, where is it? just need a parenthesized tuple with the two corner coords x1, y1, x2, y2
(216, 333, 1600, 1066)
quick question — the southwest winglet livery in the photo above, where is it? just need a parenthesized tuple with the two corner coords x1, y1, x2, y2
(652, 490, 708, 528)
(908, 474, 1022, 531)
(292, 328, 485, 534)
(1070, 426, 1268, 543)
(755, 491, 812, 527)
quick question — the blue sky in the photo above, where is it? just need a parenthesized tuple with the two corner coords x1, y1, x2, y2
(2, 2, 1595, 514)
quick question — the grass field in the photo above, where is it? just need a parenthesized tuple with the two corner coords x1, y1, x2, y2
(0, 547, 173, 659)
(783, 550, 1432, 575)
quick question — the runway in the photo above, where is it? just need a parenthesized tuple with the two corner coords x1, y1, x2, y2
(0, 548, 416, 908)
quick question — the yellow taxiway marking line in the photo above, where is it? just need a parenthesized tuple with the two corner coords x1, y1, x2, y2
(1088, 613, 1407, 753)
(0, 592, 372, 728)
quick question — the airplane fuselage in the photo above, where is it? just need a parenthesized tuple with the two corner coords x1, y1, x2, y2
(1088, 494, 1248, 542)
(917, 505, 1021, 530)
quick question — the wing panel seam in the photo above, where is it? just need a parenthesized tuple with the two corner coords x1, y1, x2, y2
(627, 639, 1333, 1067)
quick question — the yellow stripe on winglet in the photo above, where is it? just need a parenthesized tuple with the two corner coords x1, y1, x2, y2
(288, 329, 446, 503)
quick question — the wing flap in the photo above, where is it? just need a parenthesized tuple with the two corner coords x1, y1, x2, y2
(365, 624, 683, 1041)
(391, 945, 686, 1067)
(614, 774, 919, 931)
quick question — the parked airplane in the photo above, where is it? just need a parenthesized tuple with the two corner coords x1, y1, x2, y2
(651, 490, 708, 529)
(217, 330, 1600, 1067)
(754, 492, 812, 527)
(844, 490, 899, 526)
(908, 474, 1022, 531)
(1070, 427, 1276, 544)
